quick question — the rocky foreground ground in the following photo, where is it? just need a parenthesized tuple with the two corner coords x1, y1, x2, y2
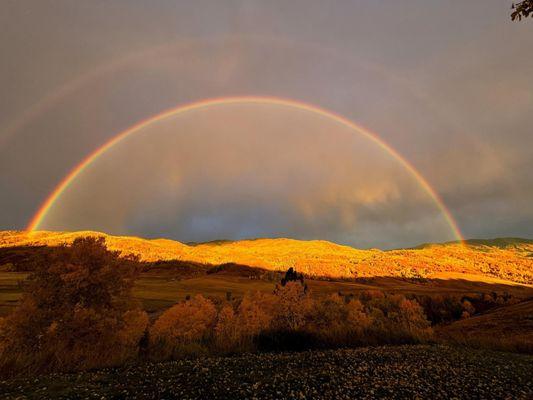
(1, 345, 532, 399)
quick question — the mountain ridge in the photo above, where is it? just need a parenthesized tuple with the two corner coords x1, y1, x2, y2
(1, 230, 532, 285)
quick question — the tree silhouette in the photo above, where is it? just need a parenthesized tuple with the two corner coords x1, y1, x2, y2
(280, 267, 305, 287)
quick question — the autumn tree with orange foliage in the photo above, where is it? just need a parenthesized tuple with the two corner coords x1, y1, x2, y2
(149, 294, 217, 359)
(307, 294, 373, 346)
(0, 237, 148, 375)
(214, 304, 239, 352)
(272, 281, 313, 331)
(213, 292, 275, 353)
(363, 293, 432, 343)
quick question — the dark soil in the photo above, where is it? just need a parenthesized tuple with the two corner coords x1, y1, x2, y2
(1, 345, 531, 399)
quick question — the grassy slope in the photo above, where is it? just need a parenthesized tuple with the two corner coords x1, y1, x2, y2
(1, 230, 532, 284)
(438, 300, 533, 352)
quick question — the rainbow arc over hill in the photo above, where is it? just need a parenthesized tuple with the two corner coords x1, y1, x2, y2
(26, 96, 464, 242)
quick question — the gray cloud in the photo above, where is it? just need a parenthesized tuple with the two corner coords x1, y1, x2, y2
(1, 0, 532, 247)
(37, 104, 453, 249)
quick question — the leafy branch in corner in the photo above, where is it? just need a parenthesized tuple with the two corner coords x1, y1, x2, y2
(511, 0, 533, 21)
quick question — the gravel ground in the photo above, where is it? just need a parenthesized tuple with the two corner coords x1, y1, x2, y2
(1, 345, 532, 399)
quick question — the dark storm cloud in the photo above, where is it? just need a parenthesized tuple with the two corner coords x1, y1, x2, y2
(0, 0, 532, 246)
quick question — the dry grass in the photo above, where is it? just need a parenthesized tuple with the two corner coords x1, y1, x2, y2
(437, 300, 533, 353)
(2, 272, 531, 317)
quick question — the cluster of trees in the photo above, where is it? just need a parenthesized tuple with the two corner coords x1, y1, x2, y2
(412, 291, 520, 325)
(137, 282, 432, 362)
(0, 238, 432, 375)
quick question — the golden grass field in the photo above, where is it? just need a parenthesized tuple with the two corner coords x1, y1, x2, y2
(1, 270, 532, 318)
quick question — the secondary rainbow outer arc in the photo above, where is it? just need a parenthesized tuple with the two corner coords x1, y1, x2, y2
(26, 96, 464, 242)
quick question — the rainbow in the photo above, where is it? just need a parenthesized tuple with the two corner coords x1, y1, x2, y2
(26, 96, 464, 242)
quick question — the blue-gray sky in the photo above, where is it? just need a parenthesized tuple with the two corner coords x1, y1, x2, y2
(0, 1, 532, 248)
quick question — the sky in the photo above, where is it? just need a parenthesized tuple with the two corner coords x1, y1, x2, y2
(0, 1, 532, 249)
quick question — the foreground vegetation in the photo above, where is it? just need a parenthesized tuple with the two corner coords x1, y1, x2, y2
(0, 235, 531, 378)
(0, 238, 434, 375)
(1, 345, 531, 399)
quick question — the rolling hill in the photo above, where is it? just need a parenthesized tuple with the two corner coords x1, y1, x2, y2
(438, 299, 533, 353)
(1, 230, 532, 285)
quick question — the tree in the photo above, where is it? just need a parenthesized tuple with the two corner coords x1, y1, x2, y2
(309, 294, 346, 333)
(345, 298, 372, 334)
(149, 294, 217, 359)
(280, 267, 304, 286)
(237, 292, 274, 337)
(214, 304, 239, 352)
(395, 298, 433, 341)
(0, 237, 147, 374)
(511, 1, 533, 20)
(273, 281, 313, 331)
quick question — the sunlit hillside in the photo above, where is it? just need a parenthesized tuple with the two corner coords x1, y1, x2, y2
(2, 231, 531, 285)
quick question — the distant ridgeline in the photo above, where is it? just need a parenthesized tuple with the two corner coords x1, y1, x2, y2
(1, 231, 532, 285)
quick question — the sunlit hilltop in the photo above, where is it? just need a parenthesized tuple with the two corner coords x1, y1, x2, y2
(3, 230, 531, 285)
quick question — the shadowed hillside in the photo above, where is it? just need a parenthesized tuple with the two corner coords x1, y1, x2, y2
(1, 231, 532, 285)
(438, 300, 533, 353)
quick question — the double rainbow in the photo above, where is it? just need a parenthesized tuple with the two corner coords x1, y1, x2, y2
(26, 96, 463, 242)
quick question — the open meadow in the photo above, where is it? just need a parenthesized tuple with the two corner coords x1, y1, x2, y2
(2, 270, 532, 317)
